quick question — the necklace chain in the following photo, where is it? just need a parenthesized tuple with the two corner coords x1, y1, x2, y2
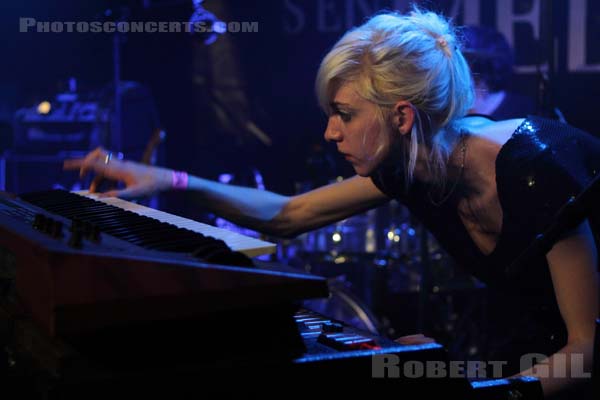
(429, 133, 467, 207)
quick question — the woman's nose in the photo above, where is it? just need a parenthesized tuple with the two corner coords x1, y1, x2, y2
(324, 117, 343, 142)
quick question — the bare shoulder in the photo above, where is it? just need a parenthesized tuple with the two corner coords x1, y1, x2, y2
(468, 117, 526, 147)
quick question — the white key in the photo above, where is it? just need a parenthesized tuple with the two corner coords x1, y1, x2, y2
(74, 191, 276, 257)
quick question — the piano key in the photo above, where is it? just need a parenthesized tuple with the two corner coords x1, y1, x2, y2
(75, 191, 276, 257)
(20, 190, 276, 258)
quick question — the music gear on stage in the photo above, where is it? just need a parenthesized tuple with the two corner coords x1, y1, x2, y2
(0, 189, 542, 398)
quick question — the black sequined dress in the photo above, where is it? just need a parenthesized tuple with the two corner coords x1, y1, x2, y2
(371, 115, 600, 376)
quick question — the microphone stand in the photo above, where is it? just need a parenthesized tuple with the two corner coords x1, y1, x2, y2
(537, 0, 566, 123)
(416, 226, 432, 333)
(111, 6, 130, 153)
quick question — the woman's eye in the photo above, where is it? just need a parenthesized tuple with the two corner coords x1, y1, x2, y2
(338, 111, 352, 122)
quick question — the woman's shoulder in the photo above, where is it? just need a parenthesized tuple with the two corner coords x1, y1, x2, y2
(493, 115, 600, 180)
(464, 115, 524, 138)
(460, 115, 525, 151)
(464, 114, 600, 165)
(496, 115, 600, 166)
(493, 115, 600, 236)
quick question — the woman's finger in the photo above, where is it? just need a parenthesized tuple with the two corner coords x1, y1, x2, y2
(99, 185, 146, 199)
(63, 158, 84, 170)
(64, 147, 104, 178)
(79, 149, 110, 179)
(89, 174, 105, 194)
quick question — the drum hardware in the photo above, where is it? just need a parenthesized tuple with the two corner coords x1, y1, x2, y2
(283, 202, 435, 340)
(302, 276, 382, 335)
(281, 199, 489, 354)
(301, 213, 377, 255)
(382, 221, 420, 260)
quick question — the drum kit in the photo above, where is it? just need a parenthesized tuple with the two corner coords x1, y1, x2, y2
(279, 200, 485, 343)
(210, 169, 485, 352)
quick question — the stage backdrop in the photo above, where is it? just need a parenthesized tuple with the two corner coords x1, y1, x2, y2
(1, 0, 598, 215)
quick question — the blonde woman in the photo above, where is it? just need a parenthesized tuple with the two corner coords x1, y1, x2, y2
(66, 8, 599, 398)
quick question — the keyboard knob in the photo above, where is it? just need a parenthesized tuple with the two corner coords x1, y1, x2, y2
(68, 230, 83, 249)
(51, 220, 63, 239)
(82, 221, 93, 239)
(90, 225, 101, 243)
(70, 218, 83, 233)
(43, 217, 55, 235)
(32, 213, 46, 230)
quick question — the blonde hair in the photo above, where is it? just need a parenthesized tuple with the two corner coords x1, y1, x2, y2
(315, 7, 474, 189)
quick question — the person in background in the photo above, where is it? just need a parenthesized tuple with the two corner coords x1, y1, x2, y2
(462, 25, 537, 120)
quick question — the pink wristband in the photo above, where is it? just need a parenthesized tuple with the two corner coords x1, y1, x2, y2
(171, 171, 189, 190)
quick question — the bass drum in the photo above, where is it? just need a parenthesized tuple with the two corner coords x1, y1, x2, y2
(302, 278, 381, 336)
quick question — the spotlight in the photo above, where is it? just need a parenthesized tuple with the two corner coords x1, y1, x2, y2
(37, 101, 51, 115)
(332, 232, 342, 243)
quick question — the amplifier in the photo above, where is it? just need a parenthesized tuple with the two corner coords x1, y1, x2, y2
(13, 99, 110, 154)
(12, 81, 161, 156)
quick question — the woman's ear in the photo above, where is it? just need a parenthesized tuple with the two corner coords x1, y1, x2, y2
(392, 100, 415, 137)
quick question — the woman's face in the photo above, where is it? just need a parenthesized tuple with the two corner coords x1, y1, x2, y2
(323, 83, 391, 176)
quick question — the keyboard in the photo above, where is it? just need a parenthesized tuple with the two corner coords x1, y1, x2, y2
(0, 189, 328, 336)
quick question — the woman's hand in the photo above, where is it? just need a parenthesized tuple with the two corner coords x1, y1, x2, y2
(394, 334, 436, 345)
(63, 147, 172, 198)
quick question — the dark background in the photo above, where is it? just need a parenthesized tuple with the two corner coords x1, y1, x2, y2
(0, 0, 598, 218)
(1, 0, 599, 351)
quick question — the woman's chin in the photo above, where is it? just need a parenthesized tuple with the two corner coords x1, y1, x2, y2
(352, 162, 376, 177)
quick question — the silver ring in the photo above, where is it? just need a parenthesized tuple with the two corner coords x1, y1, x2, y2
(104, 152, 113, 165)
